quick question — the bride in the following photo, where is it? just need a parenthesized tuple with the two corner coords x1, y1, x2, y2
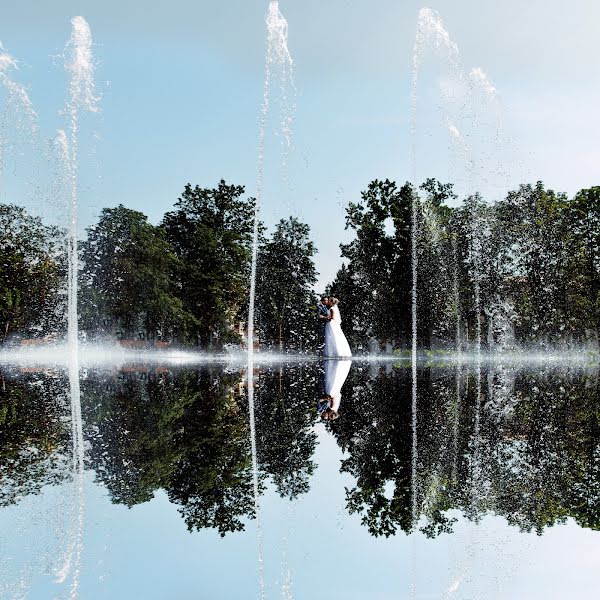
(324, 297, 352, 358)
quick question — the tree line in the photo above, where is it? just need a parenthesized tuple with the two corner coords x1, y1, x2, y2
(332, 180, 600, 350)
(0, 180, 319, 350)
(1, 179, 598, 349)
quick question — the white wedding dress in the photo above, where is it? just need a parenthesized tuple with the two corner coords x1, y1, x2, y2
(324, 305, 352, 358)
(324, 359, 352, 412)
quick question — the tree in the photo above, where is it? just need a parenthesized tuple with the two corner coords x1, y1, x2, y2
(0, 371, 70, 507)
(336, 179, 413, 350)
(334, 365, 415, 536)
(333, 179, 455, 350)
(83, 367, 256, 537)
(256, 217, 319, 351)
(496, 182, 571, 344)
(0, 204, 63, 343)
(415, 178, 457, 348)
(80, 205, 191, 341)
(450, 194, 514, 350)
(567, 187, 600, 346)
(161, 181, 255, 348)
(255, 364, 319, 498)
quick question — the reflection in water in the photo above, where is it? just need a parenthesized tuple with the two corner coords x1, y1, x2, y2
(1, 361, 600, 546)
(318, 359, 352, 420)
(83, 367, 255, 536)
(0, 371, 70, 507)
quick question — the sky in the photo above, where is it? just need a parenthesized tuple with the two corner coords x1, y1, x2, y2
(0, 0, 599, 289)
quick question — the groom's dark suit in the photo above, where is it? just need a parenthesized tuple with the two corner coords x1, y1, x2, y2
(317, 303, 330, 351)
(317, 302, 331, 328)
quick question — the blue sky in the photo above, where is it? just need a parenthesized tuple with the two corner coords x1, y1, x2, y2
(1, 0, 599, 289)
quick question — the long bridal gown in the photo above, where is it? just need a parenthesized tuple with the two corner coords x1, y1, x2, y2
(324, 358, 352, 412)
(324, 305, 352, 358)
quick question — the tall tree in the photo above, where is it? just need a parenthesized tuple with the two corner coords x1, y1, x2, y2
(496, 182, 571, 343)
(416, 178, 457, 348)
(256, 217, 318, 351)
(335, 179, 413, 349)
(161, 181, 255, 348)
(567, 186, 600, 346)
(0, 372, 70, 507)
(0, 204, 63, 343)
(80, 205, 190, 341)
(83, 367, 256, 537)
(333, 179, 455, 350)
(255, 364, 319, 498)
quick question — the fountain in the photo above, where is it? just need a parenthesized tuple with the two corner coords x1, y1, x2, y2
(410, 6, 521, 359)
(57, 16, 99, 597)
(247, 2, 295, 597)
(63, 15, 99, 355)
(408, 10, 507, 597)
(0, 41, 37, 185)
(0, 4, 597, 598)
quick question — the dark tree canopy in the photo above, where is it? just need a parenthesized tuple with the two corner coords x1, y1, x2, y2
(0, 372, 70, 507)
(256, 216, 319, 351)
(3, 362, 600, 540)
(161, 180, 256, 348)
(83, 367, 256, 537)
(333, 180, 600, 350)
(0, 204, 64, 343)
(80, 204, 191, 341)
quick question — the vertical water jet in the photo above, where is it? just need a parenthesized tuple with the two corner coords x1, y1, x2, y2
(0, 42, 37, 186)
(58, 16, 99, 597)
(247, 3, 294, 598)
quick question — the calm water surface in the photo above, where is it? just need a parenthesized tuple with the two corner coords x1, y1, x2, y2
(1, 358, 599, 599)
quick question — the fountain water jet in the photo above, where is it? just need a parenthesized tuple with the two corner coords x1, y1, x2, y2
(410, 7, 516, 361)
(409, 10, 458, 593)
(56, 16, 99, 597)
(0, 42, 37, 185)
(64, 15, 99, 356)
(247, 2, 294, 598)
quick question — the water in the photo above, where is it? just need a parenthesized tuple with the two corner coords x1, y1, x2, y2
(63, 15, 98, 354)
(248, 0, 295, 361)
(1, 357, 599, 598)
(408, 7, 523, 463)
(248, 4, 294, 596)
(53, 17, 99, 597)
(0, 41, 37, 186)
(0, 5, 596, 600)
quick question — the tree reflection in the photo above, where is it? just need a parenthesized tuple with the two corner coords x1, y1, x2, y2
(328, 363, 600, 538)
(1, 362, 599, 540)
(82, 367, 255, 537)
(254, 364, 319, 499)
(0, 370, 70, 506)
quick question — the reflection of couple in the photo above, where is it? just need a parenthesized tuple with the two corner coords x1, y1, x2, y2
(318, 358, 352, 421)
(317, 296, 352, 358)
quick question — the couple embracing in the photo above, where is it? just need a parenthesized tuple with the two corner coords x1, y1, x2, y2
(317, 296, 352, 358)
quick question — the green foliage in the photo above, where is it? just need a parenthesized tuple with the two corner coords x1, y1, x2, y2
(333, 179, 414, 350)
(0, 204, 63, 343)
(3, 363, 600, 540)
(83, 368, 256, 536)
(333, 178, 456, 350)
(80, 204, 192, 341)
(0, 372, 70, 506)
(335, 180, 600, 349)
(566, 187, 600, 343)
(255, 364, 319, 498)
(256, 217, 319, 351)
(496, 182, 572, 342)
(161, 180, 255, 348)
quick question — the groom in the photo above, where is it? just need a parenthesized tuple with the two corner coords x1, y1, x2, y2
(317, 296, 332, 353)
